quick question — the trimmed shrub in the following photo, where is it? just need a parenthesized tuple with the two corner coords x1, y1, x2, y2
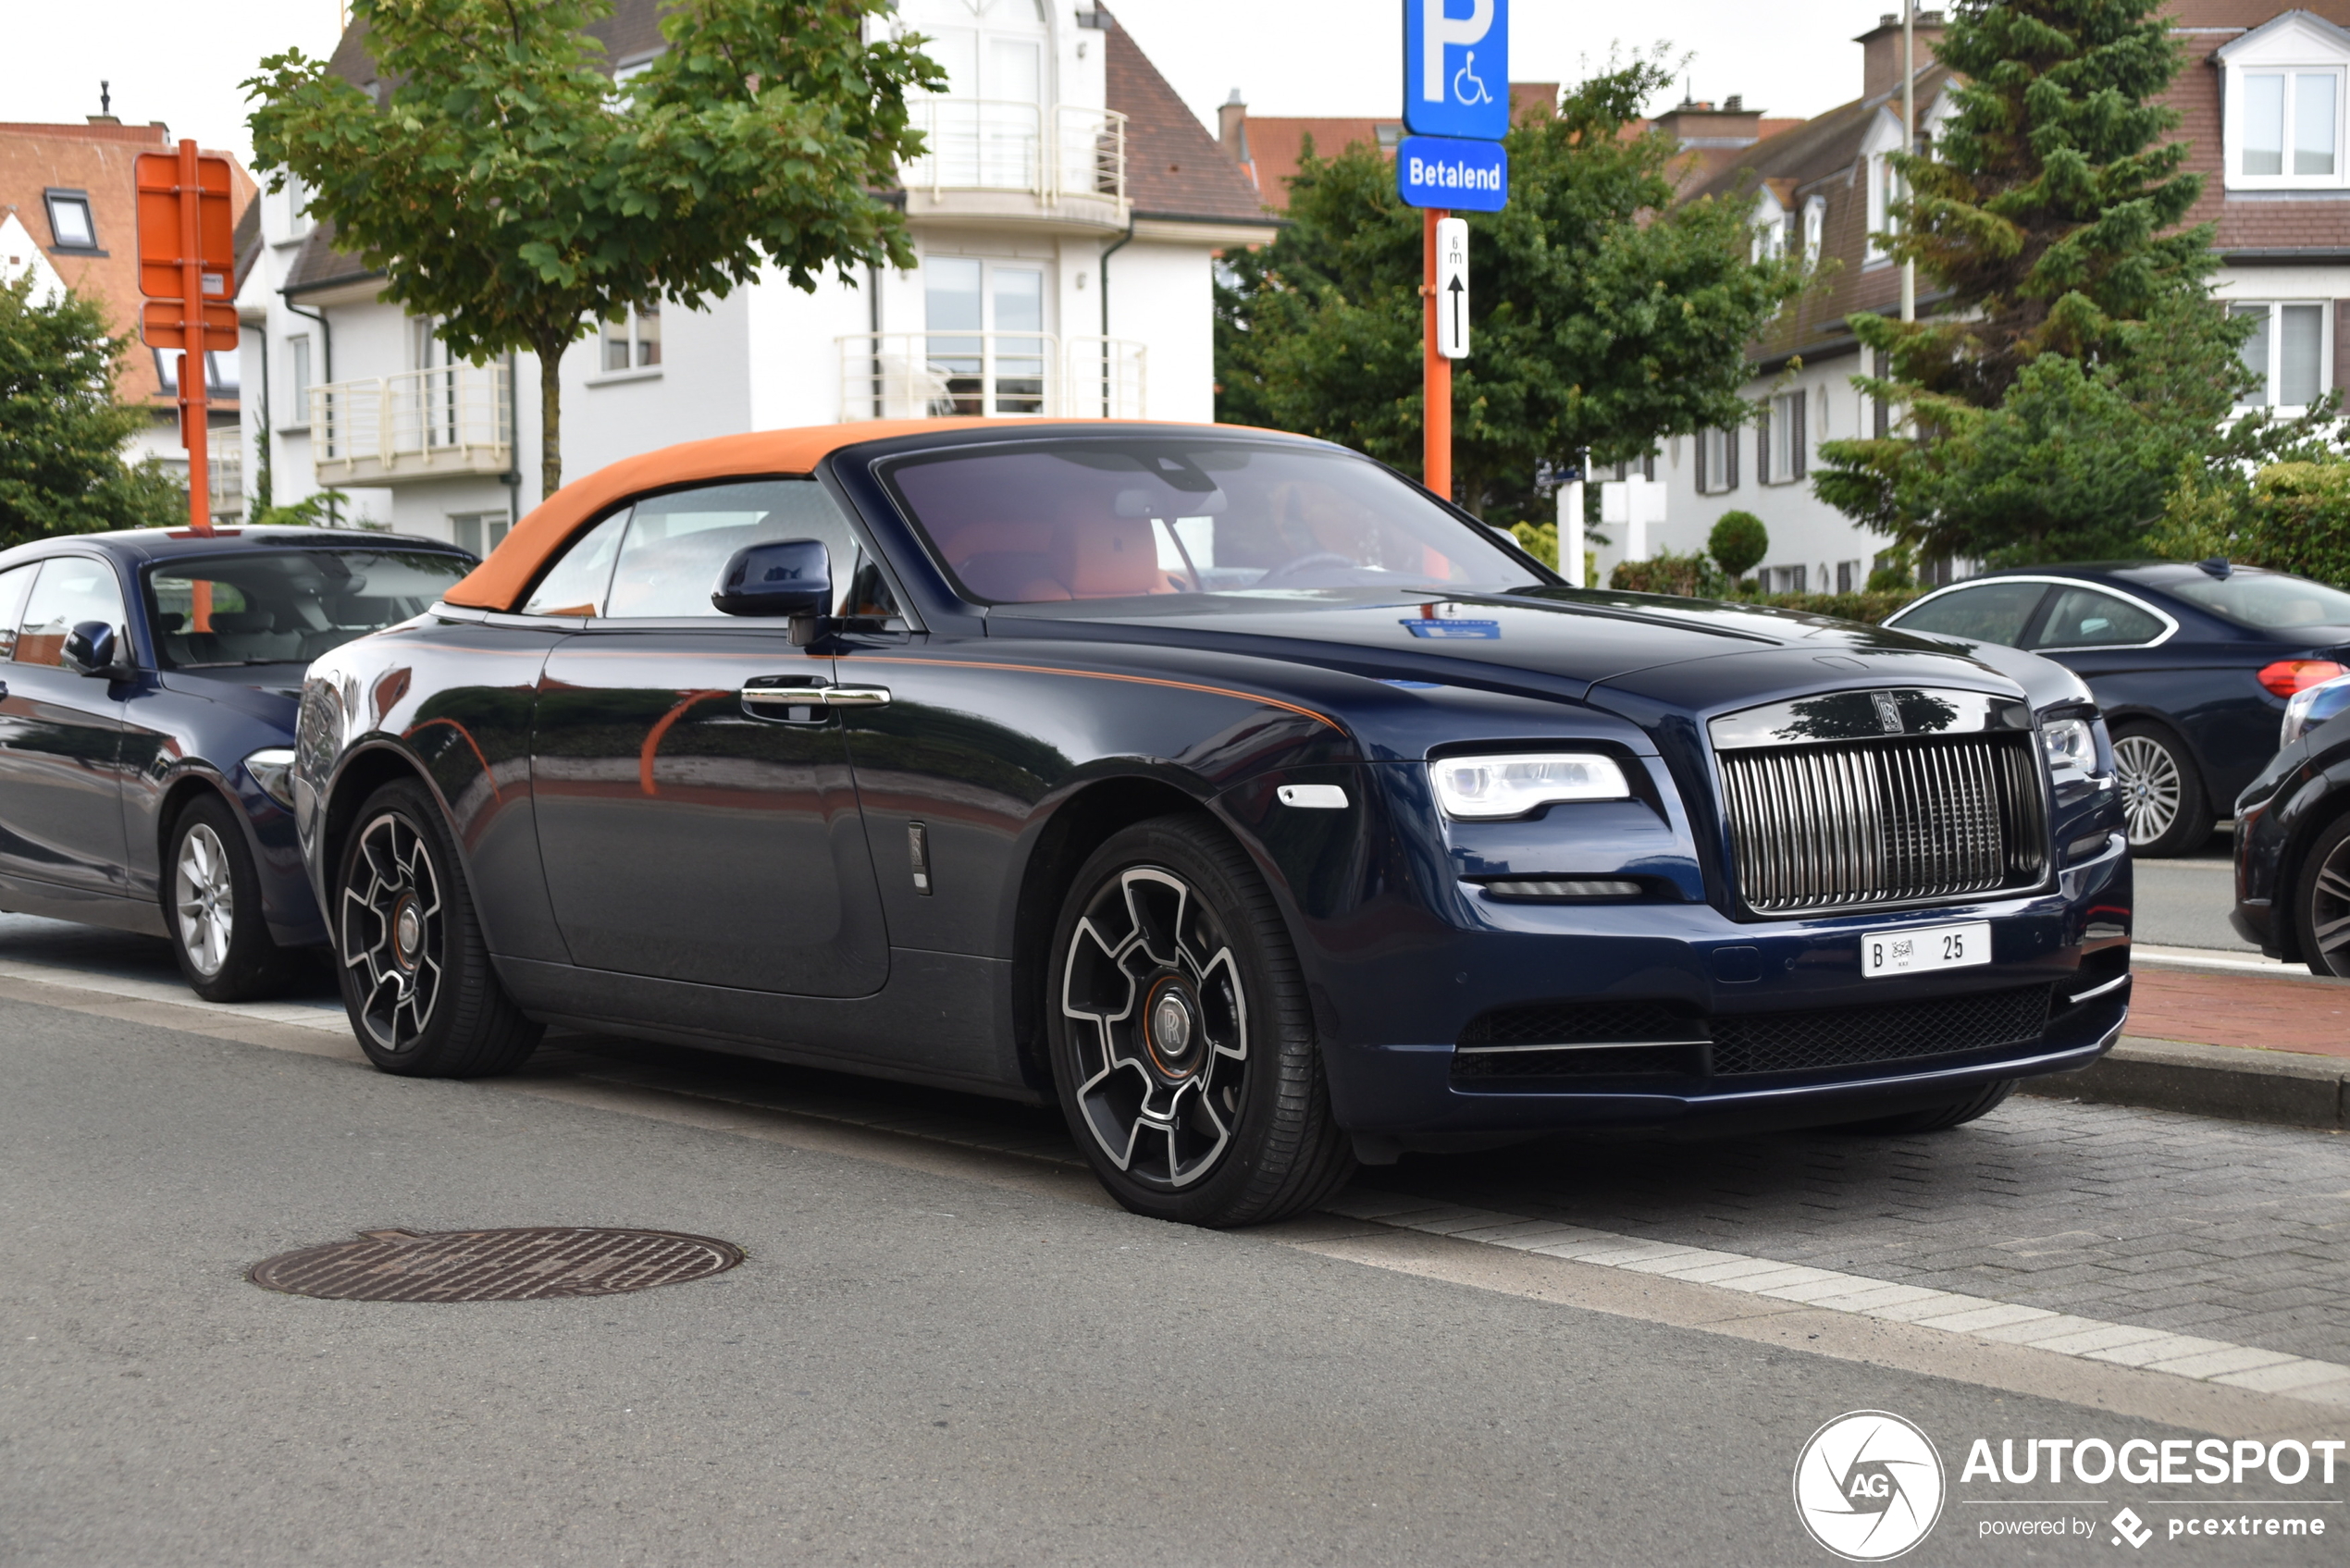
(1708, 510, 1769, 581)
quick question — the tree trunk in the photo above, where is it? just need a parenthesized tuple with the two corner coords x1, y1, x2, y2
(535, 334, 566, 498)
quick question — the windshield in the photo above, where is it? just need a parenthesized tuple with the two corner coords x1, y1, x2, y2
(884, 439, 1545, 608)
(147, 549, 475, 669)
(2159, 570, 2350, 632)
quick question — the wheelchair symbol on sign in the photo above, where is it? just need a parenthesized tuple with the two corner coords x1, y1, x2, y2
(1453, 49, 1494, 106)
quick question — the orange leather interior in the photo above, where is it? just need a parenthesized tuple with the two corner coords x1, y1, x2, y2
(443, 415, 1245, 613)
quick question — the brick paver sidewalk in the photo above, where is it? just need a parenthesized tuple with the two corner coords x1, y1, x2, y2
(2128, 966, 2350, 1059)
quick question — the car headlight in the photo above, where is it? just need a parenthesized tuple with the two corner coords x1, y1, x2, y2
(2039, 718, 2098, 777)
(244, 747, 299, 809)
(2282, 673, 2350, 748)
(1429, 752, 1633, 819)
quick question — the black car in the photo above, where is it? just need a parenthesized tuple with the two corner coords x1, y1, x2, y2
(1883, 562, 2350, 856)
(2234, 673, 2350, 976)
(0, 528, 476, 998)
(293, 419, 2132, 1228)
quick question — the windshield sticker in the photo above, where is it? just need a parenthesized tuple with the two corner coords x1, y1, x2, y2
(1400, 618, 1501, 639)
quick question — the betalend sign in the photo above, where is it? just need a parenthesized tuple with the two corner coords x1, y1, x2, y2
(1397, 137, 1508, 213)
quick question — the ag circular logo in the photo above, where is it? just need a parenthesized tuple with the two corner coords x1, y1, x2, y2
(1792, 1411, 1946, 1562)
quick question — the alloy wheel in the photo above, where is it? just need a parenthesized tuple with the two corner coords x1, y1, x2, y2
(2312, 833, 2350, 977)
(173, 822, 235, 979)
(1059, 866, 1249, 1190)
(340, 809, 445, 1052)
(2111, 734, 2182, 847)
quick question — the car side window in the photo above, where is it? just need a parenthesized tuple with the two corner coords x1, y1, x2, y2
(13, 557, 127, 668)
(0, 564, 33, 661)
(520, 510, 632, 617)
(2031, 587, 2167, 650)
(1889, 582, 2048, 647)
(600, 479, 862, 620)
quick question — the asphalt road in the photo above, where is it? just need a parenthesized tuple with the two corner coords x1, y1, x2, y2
(2, 926, 2344, 1566)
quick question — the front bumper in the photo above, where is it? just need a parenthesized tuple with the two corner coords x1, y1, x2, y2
(1317, 839, 2132, 1139)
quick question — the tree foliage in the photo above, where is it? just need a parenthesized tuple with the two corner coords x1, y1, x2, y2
(1216, 60, 1804, 520)
(2147, 458, 2350, 588)
(0, 274, 185, 548)
(1810, 0, 2319, 564)
(245, 0, 940, 495)
(1707, 509, 1768, 580)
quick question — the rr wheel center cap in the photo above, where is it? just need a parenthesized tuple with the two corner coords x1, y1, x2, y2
(391, 898, 424, 969)
(1142, 978, 1201, 1079)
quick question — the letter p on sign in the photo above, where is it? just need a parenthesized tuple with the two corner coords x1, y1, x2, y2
(1404, 0, 1509, 141)
(1436, 217, 1469, 359)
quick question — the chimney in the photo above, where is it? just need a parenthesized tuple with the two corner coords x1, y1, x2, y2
(1218, 89, 1250, 163)
(1651, 96, 1766, 149)
(1858, 10, 1947, 104)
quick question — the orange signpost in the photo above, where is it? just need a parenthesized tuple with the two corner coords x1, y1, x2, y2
(1421, 207, 1451, 502)
(134, 140, 237, 535)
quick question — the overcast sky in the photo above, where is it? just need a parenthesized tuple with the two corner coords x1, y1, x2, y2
(2, 0, 1902, 171)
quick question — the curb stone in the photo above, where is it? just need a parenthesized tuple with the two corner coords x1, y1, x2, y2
(2018, 1035, 2348, 1130)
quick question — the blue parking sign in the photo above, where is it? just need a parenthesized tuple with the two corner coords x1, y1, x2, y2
(1404, 0, 1510, 142)
(1397, 135, 1507, 211)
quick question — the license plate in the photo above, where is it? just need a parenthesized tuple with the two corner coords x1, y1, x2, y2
(1861, 920, 1991, 978)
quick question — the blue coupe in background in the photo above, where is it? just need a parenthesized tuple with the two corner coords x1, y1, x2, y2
(0, 528, 475, 999)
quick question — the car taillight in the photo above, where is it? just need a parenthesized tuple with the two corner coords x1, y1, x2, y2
(2257, 659, 2348, 698)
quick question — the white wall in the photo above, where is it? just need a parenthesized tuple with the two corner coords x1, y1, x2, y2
(1107, 240, 1214, 425)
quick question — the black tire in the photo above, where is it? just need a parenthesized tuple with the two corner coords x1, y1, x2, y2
(2110, 721, 2210, 858)
(162, 791, 298, 1003)
(1046, 814, 1355, 1227)
(2292, 811, 2350, 978)
(1836, 1079, 2016, 1135)
(332, 777, 541, 1078)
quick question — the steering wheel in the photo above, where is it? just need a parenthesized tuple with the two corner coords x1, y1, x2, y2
(1253, 552, 1357, 586)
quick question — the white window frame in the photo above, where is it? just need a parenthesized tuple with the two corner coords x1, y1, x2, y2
(2228, 299, 2333, 413)
(1859, 106, 1905, 268)
(1695, 426, 1738, 495)
(43, 190, 96, 251)
(283, 335, 312, 432)
(596, 302, 663, 378)
(284, 175, 313, 241)
(1762, 389, 1807, 485)
(1751, 189, 1787, 264)
(2221, 15, 2350, 192)
(1800, 195, 1826, 267)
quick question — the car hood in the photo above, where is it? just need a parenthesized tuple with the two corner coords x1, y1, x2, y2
(996, 587, 2059, 719)
(158, 663, 306, 729)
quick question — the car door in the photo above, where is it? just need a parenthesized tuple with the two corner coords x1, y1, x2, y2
(0, 555, 133, 900)
(529, 478, 891, 996)
(1885, 579, 2052, 648)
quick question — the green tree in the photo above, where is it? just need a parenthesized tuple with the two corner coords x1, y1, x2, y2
(1811, 0, 2313, 564)
(1216, 60, 1804, 519)
(0, 274, 186, 548)
(1708, 509, 1768, 583)
(246, 0, 939, 498)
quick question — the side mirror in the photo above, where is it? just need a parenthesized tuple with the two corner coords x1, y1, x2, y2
(713, 539, 833, 619)
(61, 621, 129, 679)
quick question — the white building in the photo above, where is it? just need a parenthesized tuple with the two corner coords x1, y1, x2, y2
(236, 1, 1275, 551)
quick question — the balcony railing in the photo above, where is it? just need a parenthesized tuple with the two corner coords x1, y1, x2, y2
(838, 331, 1145, 421)
(310, 364, 512, 486)
(207, 429, 243, 522)
(903, 99, 1127, 207)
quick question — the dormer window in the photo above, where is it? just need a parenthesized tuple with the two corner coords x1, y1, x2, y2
(1859, 107, 1904, 266)
(43, 191, 97, 252)
(1801, 195, 1826, 265)
(2220, 13, 2350, 190)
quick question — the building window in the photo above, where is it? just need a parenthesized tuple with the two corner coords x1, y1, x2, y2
(1801, 196, 1825, 266)
(1761, 389, 1807, 484)
(1836, 560, 1864, 594)
(284, 336, 312, 429)
(600, 302, 662, 372)
(1762, 565, 1808, 595)
(43, 191, 96, 251)
(1864, 149, 1901, 265)
(155, 350, 234, 397)
(285, 175, 313, 239)
(2231, 301, 2330, 409)
(1696, 426, 1738, 495)
(924, 255, 1047, 414)
(2242, 70, 2342, 180)
(449, 512, 510, 559)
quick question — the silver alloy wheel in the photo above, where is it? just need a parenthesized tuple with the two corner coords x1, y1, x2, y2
(2111, 734, 2183, 847)
(1060, 866, 1249, 1189)
(173, 822, 235, 978)
(2312, 833, 2350, 977)
(340, 809, 445, 1051)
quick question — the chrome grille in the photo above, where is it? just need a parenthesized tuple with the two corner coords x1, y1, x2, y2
(1717, 734, 2048, 914)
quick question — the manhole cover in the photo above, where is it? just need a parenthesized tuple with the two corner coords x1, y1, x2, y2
(248, 1228, 744, 1302)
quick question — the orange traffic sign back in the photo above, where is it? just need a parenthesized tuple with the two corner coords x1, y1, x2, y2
(133, 149, 234, 306)
(141, 298, 238, 352)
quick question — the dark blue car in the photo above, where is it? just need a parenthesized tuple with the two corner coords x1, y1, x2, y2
(0, 528, 476, 999)
(2234, 672, 2350, 975)
(292, 420, 2132, 1228)
(1884, 562, 2350, 856)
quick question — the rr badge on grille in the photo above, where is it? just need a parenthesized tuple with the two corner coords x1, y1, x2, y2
(1872, 691, 1903, 734)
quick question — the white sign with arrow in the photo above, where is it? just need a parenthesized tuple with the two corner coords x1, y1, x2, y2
(1434, 216, 1469, 359)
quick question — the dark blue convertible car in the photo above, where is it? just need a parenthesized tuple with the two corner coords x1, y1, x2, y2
(0, 527, 475, 998)
(292, 420, 2133, 1226)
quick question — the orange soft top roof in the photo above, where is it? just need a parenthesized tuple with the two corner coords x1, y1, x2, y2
(442, 416, 1250, 612)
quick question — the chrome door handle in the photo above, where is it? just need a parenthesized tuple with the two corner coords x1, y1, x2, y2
(819, 685, 890, 707)
(739, 683, 889, 708)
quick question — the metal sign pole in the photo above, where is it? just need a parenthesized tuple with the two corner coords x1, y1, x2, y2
(177, 138, 212, 535)
(1424, 206, 1451, 501)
